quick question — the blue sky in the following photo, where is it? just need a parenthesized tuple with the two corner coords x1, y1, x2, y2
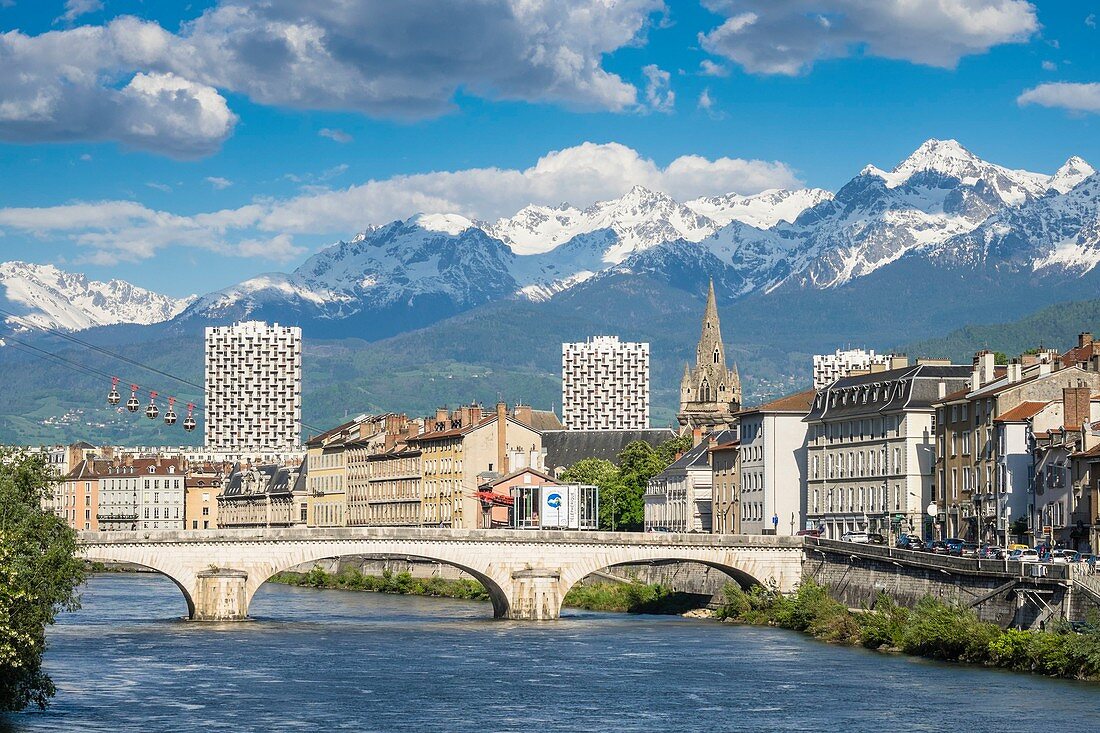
(0, 0, 1098, 297)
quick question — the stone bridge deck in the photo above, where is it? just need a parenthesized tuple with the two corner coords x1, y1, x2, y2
(78, 527, 804, 621)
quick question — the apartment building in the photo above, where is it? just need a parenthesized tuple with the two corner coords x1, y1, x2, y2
(737, 390, 814, 536)
(58, 458, 108, 531)
(709, 439, 740, 534)
(407, 402, 542, 528)
(812, 349, 898, 390)
(933, 345, 1100, 542)
(805, 361, 971, 540)
(204, 321, 302, 452)
(1031, 389, 1100, 549)
(561, 336, 650, 430)
(346, 414, 423, 527)
(645, 430, 735, 533)
(185, 463, 225, 530)
(217, 462, 306, 528)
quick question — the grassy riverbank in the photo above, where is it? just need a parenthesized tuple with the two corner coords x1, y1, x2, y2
(268, 567, 700, 614)
(716, 580, 1100, 682)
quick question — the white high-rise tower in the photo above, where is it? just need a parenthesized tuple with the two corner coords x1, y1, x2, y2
(561, 336, 649, 430)
(204, 321, 302, 451)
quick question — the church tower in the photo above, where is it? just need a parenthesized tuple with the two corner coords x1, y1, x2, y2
(677, 281, 742, 434)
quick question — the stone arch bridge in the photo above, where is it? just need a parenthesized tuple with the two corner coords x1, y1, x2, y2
(78, 527, 805, 621)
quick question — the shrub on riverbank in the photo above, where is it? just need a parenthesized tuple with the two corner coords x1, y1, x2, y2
(715, 579, 1100, 682)
(562, 581, 701, 614)
(270, 568, 490, 601)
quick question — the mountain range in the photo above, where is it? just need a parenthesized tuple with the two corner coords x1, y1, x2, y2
(3, 138, 1100, 443)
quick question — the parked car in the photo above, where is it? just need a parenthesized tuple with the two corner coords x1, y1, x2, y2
(928, 540, 950, 555)
(1010, 548, 1040, 563)
(944, 538, 966, 556)
(841, 531, 870, 543)
(959, 543, 980, 558)
(866, 533, 887, 545)
(896, 534, 924, 550)
(979, 546, 1006, 560)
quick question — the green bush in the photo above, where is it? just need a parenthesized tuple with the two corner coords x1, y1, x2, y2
(859, 595, 910, 650)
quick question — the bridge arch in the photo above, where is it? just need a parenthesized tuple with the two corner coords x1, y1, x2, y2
(81, 550, 199, 619)
(249, 552, 512, 619)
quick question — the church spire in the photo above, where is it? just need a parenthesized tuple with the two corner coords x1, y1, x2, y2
(704, 279, 718, 324)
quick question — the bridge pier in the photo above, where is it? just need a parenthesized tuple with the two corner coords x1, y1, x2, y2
(192, 568, 250, 621)
(507, 567, 564, 621)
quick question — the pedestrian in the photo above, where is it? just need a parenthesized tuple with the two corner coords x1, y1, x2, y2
(1089, 554, 1097, 575)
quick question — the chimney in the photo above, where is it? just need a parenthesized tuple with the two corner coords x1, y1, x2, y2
(971, 350, 995, 390)
(869, 363, 886, 374)
(1080, 332, 1093, 349)
(512, 404, 532, 426)
(468, 403, 483, 425)
(1063, 386, 1091, 430)
(692, 426, 704, 447)
(435, 407, 448, 427)
(889, 355, 909, 370)
(1007, 359, 1023, 384)
(496, 401, 508, 476)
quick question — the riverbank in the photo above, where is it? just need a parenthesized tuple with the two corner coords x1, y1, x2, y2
(267, 567, 702, 614)
(715, 579, 1100, 683)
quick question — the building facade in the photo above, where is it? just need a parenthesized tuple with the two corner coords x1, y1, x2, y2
(805, 362, 971, 540)
(709, 439, 740, 534)
(204, 321, 302, 452)
(58, 458, 106, 531)
(645, 431, 734, 533)
(561, 336, 650, 430)
(736, 390, 814, 536)
(408, 402, 543, 529)
(933, 346, 1100, 542)
(217, 462, 305, 528)
(812, 349, 900, 390)
(678, 282, 741, 434)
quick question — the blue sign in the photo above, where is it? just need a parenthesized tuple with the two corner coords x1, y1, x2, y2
(546, 493, 563, 509)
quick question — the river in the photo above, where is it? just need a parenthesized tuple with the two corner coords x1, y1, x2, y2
(6, 573, 1099, 732)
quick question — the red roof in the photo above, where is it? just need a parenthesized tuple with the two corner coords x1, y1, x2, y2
(994, 401, 1049, 423)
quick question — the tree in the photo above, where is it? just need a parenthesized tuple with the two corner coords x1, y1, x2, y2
(655, 434, 692, 465)
(560, 459, 625, 531)
(0, 452, 85, 711)
(612, 441, 667, 531)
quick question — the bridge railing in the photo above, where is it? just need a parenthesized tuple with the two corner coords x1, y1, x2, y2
(805, 538, 1071, 580)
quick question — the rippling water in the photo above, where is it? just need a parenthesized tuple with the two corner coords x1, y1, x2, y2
(6, 574, 1100, 732)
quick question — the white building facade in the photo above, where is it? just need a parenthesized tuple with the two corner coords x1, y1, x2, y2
(737, 391, 814, 536)
(813, 348, 897, 390)
(805, 364, 971, 540)
(644, 431, 734, 532)
(561, 336, 649, 430)
(205, 321, 302, 452)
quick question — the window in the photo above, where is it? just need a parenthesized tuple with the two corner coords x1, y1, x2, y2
(202, 507, 209, 516)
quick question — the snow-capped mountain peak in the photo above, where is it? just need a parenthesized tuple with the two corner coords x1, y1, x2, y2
(865, 138, 1048, 205)
(686, 188, 834, 229)
(412, 212, 476, 235)
(1047, 156, 1096, 194)
(0, 261, 194, 332)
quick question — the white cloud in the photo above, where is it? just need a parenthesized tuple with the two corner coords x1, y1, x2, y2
(145, 182, 172, 193)
(1018, 82, 1100, 114)
(698, 59, 730, 77)
(1087, 14, 1097, 29)
(699, 0, 1038, 75)
(1041, 60, 1057, 71)
(205, 176, 233, 189)
(642, 64, 675, 112)
(0, 141, 800, 263)
(318, 128, 353, 144)
(0, 1, 667, 155)
(58, 0, 102, 23)
(698, 88, 714, 110)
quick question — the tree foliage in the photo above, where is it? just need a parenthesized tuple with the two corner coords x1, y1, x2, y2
(0, 451, 85, 711)
(560, 436, 690, 531)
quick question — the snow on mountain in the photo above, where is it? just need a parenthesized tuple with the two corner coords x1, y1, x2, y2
(931, 172, 1100, 274)
(861, 138, 1049, 206)
(486, 185, 716, 261)
(1047, 156, 1096, 195)
(181, 214, 517, 324)
(0, 261, 194, 332)
(685, 188, 834, 229)
(91, 138, 1100, 338)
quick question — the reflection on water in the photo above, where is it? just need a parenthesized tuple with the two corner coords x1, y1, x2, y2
(7, 573, 1100, 732)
